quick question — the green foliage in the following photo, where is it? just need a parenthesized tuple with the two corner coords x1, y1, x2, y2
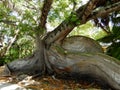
(107, 42, 120, 60)
(0, 0, 120, 65)
(69, 21, 107, 40)
(70, 13, 78, 22)
(0, 0, 37, 64)
(112, 26, 120, 36)
(99, 12, 120, 60)
(0, 35, 34, 65)
(0, 0, 84, 65)
(48, 0, 82, 27)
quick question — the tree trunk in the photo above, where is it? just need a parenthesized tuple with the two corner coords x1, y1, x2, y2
(2, 40, 46, 76)
(1, 36, 120, 89)
(61, 36, 103, 53)
(47, 46, 120, 89)
(1, 1, 120, 89)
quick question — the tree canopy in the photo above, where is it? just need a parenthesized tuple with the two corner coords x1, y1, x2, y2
(0, 0, 120, 65)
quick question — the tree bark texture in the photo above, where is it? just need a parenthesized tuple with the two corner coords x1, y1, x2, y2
(61, 36, 103, 53)
(1, 0, 120, 89)
(2, 40, 46, 76)
(1, 36, 120, 89)
(47, 47, 120, 89)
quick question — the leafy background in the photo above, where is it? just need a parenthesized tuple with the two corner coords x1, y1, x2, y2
(0, 0, 120, 65)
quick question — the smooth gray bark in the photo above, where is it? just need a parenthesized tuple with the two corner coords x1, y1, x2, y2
(47, 47, 120, 89)
(1, 36, 120, 89)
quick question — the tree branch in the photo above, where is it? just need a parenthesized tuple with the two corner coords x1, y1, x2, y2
(43, 0, 102, 48)
(0, 29, 20, 57)
(35, 0, 53, 50)
(44, 1, 120, 49)
(37, 0, 53, 35)
(88, 1, 120, 20)
(80, 0, 99, 23)
(5, 29, 19, 54)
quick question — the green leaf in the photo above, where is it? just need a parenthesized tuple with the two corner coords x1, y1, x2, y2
(70, 14, 78, 22)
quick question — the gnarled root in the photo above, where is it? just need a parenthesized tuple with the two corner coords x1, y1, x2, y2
(47, 49, 120, 89)
(2, 51, 46, 76)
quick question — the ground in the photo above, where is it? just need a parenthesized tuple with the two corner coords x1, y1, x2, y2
(0, 66, 107, 90)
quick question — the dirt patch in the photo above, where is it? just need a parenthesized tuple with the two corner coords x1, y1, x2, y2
(0, 66, 103, 90)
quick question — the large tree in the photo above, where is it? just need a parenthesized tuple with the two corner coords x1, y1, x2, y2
(0, 0, 120, 89)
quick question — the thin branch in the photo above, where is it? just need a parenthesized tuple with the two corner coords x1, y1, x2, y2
(5, 29, 19, 55)
(0, 29, 20, 57)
